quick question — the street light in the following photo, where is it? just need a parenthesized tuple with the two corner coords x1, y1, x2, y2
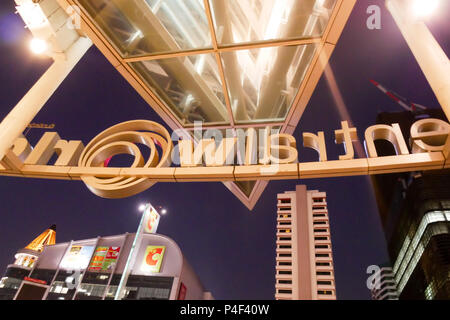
(411, 0, 440, 18)
(29, 38, 47, 54)
(138, 204, 147, 212)
(385, 0, 450, 123)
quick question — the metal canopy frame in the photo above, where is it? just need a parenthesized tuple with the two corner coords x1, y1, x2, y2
(58, 0, 356, 209)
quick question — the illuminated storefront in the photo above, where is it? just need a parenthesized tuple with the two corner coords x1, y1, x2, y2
(0, 225, 56, 300)
(6, 232, 212, 300)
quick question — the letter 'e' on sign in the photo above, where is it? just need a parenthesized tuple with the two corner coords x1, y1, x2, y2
(410, 118, 450, 153)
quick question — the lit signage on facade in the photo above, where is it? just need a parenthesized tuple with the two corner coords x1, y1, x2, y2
(141, 246, 166, 273)
(88, 246, 121, 272)
(144, 207, 160, 234)
(59, 245, 95, 270)
(1, 118, 449, 201)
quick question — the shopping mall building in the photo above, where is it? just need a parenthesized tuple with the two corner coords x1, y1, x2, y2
(0, 225, 212, 300)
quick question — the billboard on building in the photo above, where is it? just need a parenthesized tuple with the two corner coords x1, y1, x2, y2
(59, 245, 95, 270)
(89, 246, 121, 272)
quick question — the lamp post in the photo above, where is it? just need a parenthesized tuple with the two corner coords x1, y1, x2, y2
(114, 203, 150, 300)
(114, 203, 165, 300)
(385, 0, 450, 121)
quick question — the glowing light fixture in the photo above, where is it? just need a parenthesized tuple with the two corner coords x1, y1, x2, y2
(29, 38, 47, 54)
(161, 209, 167, 215)
(138, 204, 147, 212)
(17, 2, 47, 28)
(412, 0, 439, 18)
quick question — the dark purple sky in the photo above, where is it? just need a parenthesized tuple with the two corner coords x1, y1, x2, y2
(0, 1, 448, 299)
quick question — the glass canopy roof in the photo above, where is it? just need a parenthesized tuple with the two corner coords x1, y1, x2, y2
(78, 0, 335, 126)
(74, 0, 350, 209)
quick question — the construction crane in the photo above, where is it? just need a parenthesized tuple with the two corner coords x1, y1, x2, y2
(370, 79, 428, 113)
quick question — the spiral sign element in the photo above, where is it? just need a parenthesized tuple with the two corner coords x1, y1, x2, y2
(78, 120, 173, 198)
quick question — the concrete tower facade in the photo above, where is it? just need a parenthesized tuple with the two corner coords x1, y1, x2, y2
(275, 185, 336, 300)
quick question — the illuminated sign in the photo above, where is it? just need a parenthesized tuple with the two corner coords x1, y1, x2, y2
(141, 246, 165, 273)
(1, 118, 449, 200)
(144, 207, 160, 234)
(59, 245, 95, 270)
(89, 246, 121, 272)
(23, 277, 47, 285)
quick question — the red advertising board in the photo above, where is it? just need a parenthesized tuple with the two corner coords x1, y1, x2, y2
(178, 282, 187, 300)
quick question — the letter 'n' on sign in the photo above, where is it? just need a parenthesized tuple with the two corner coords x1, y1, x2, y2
(364, 123, 410, 158)
(23, 132, 84, 166)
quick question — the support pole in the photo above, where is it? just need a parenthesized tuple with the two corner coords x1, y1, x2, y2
(114, 204, 149, 300)
(0, 36, 92, 161)
(386, 0, 450, 120)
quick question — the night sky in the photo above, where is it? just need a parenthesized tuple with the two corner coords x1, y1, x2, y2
(0, 1, 449, 300)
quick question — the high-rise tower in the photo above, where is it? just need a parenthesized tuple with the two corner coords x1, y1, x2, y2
(275, 185, 336, 300)
(371, 109, 450, 299)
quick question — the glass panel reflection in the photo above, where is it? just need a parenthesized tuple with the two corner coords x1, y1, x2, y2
(221, 44, 317, 124)
(235, 180, 256, 197)
(78, 0, 212, 57)
(131, 53, 229, 125)
(209, 0, 336, 46)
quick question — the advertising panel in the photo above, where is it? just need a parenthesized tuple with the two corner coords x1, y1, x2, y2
(144, 207, 160, 234)
(141, 246, 165, 273)
(89, 246, 121, 272)
(59, 245, 95, 270)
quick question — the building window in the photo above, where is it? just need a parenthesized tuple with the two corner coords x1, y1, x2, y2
(317, 281, 332, 285)
(317, 271, 332, 276)
(315, 245, 329, 249)
(122, 275, 173, 300)
(315, 254, 330, 258)
(318, 290, 333, 295)
(278, 289, 292, 294)
(313, 213, 326, 217)
(279, 271, 292, 275)
(75, 284, 107, 300)
(314, 237, 328, 241)
(278, 262, 292, 266)
(314, 229, 328, 233)
(278, 280, 292, 284)
(313, 221, 327, 225)
(316, 262, 331, 266)
(280, 237, 291, 241)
